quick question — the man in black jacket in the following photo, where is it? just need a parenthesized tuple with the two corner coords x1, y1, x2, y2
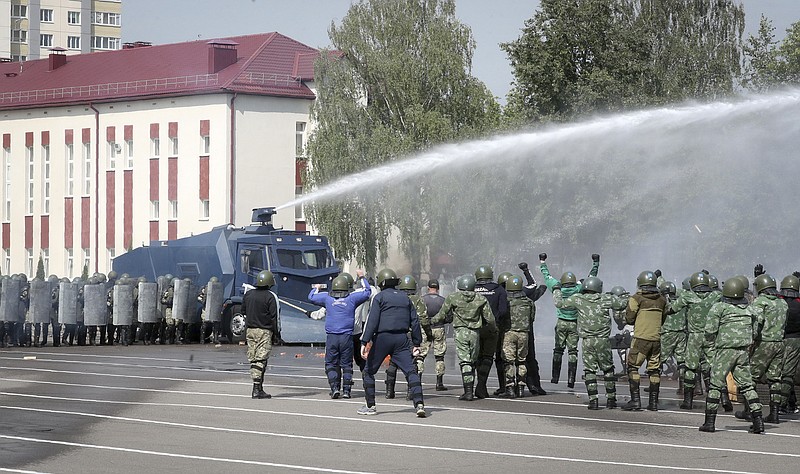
(243, 270, 279, 399)
(474, 265, 508, 398)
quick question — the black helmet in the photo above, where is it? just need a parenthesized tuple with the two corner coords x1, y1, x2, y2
(376, 268, 399, 288)
(331, 275, 350, 292)
(754, 274, 776, 294)
(659, 281, 677, 296)
(497, 272, 513, 287)
(474, 265, 494, 281)
(582, 276, 603, 294)
(781, 275, 800, 292)
(610, 286, 627, 297)
(506, 275, 524, 292)
(457, 274, 476, 291)
(689, 272, 709, 289)
(398, 275, 417, 291)
(708, 275, 719, 290)
(255, 270, 275, 288)
(722, 277, 746, 299)
(560, 272, 577, 287)
(637, 271, 657, 288)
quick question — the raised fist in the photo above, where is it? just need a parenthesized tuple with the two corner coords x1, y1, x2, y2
(538, 253, 547, 262)
(654, 269, 662, 278)
(518, 262, 528, 271)
(591, 254, 600, 263)
(793, 271, 800, 279)
(753, 264, 764, 278)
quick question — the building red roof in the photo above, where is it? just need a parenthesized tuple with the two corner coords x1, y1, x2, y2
(0, 32, 321, 110)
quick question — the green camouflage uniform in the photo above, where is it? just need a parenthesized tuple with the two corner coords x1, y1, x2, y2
(704, 300, 761, 414)
(625, 291, 667, 386)
(433, 291, 494, 385)
(541, 261, 599, 365)
(670, 290, 720, 390)
(161, 286, 175, 327)
(555, 290, 626, 402)
(409, 294, 430, 374)
(661, 292, 687, 370)
(502, 293, 533, 388)
(750, 294, 788, 404)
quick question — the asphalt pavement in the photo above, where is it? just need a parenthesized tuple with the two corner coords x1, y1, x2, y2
(1, 340, 798, 474)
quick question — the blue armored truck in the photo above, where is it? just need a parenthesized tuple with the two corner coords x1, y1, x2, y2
(112, 207, 338, 343)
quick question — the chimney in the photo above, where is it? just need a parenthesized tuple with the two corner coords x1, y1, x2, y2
(208, 40, 239, 74)
(48, 47, 68, 71)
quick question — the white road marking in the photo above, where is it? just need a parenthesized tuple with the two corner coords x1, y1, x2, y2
(0, 406, 766, 474)
(0, 434, 372, 474)
(0, 469, 51, 474)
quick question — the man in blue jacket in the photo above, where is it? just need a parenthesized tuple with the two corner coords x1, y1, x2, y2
(359, 268, 425, 417)
(309, 270, 371, 399)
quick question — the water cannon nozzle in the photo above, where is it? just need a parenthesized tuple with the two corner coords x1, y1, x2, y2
(251, 207, 277, 226)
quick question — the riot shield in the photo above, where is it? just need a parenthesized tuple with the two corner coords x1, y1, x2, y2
(0, 279, 20, 322)
(83, 283, 108, 326)
(184, 281, 201, 324)
(172, 279, 190, 322)
(112, 284, 134, 326)
(30, 280, 51, 324)
(58, 282, 78, 325)
(137, 282, 159, 323)
(204, 280, 224, 323)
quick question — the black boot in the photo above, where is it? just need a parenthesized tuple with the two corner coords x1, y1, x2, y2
(750, 411, 765, 434)
(622, 379, 642, 411)
(567, 361, 577, 389)
(251, 382, 271, 399)
(606, 398, 617, 409)
(720, 388, 734, 412)
(498, 384, 515, 399)
(680, 378, 694, 410)
(646, 383, 659, 411)
(459, 381, 474, 401)
(435, 374, 447, 391)
(515, 384, 524, 398)
(588, 398, 600, 410)
(735, 400, 752, 421)
(385, 375, 396, 399)
(342, 384, 352, 399)
(699, 410, 716, 432)
(765, 402, 780, 424)
(551, 355, 562, 384)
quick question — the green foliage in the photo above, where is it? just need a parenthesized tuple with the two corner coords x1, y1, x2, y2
(305, 0, 500, 272)
(81, 264, 89, 281)
(35, 255, 45, 280)
(744, 16, 800, 91)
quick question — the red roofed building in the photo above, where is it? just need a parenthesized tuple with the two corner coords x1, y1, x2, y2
(0, 32, 318, 276)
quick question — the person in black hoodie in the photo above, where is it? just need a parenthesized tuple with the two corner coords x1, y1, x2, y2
(243, 270, 279, 400)
(474, 265, 509, 398)
(779, 273, 800, 414)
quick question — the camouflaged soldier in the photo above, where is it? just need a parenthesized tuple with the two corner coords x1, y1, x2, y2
(432, 274, 495, 401)
(498, 275, 533, 398)
(659, 280, 687, 394)
(623, 271, 667, 412)
(738, 272, 788, 424)
(421, 279, 448, 391)
(668, 272, 723, 410)
(555, 276, 626, 409)
(540, 253, 600, 388)
(161, 278, 177, 344)
(699, 277, 764, 434)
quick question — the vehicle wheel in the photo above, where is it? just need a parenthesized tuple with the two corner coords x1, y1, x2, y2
(223, 304, 246, 343)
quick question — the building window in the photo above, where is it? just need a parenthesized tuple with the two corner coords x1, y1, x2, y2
(40, 34, 54, 48)
(67, 11, 81, 25)
(92, 36, 121, 50)
(125, 140, 133, 168)
(42, 249, 50, 274)
(67, 36, 81, 50)
(296, 122, 306, 157)
(107, 141, 117, 170)
(40, 9, 54, 22)
(27, 249, 34, 276)
(200, 200, 209, 220)
(42, 145, 50, 214)
(11, 4, 27, 18)
(3, 147, 11, 221)
(83, 142, 91, 195)
(66, 144, 74, 196)
(295, 185, 304, 220)
(65, 248, 74, 277)
(26, 146, 34, 214)
(12, 30, 27, 44)
(168, 200, 178, 219)
(201, 135, 210, 155)
(150, 200, 159, 219)
(151, 137, 160, 157)
(169, 137, 178, 156)
(92, 12, 121, 26)
(83, 248, 90, 274)
(107, 248, 115, 271)
(11, 55, 27, 62)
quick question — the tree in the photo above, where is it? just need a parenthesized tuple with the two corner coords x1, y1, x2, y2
(35, 255, 45, 280)
(305, 0, 500, 272)
(81, 264, 89, 281)
(744, 16, 800, 91)
(503, 0, 745, 122)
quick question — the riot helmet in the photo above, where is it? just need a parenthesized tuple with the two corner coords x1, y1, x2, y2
(255, 270, 275, 288)
(506, 275, 524, 292)
(398, 275, 417, 292)
(560, 272, 577, 287)
(781, 275, 800, 292)
(722, 277, 746, 299)
(474, 265, 494, 281)
(689, 272, 709, 290)
(708, 275, 719, 290)
(610, 286, 627, 297)
(582, 276, 603, 294)
(754, 274, 776, 294)
(457, 274, 476, 291)
(376, 268, 399, 289)
(497, 272, 513, 288)
(331, 275, 350, 292)
(637, 271, 657, 288)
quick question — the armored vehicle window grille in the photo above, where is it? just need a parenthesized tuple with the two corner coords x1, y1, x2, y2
(177, 263, 200, 279)
(276, 249, 331, 270)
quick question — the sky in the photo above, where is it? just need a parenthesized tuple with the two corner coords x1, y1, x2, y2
(123, 1, 800, 103)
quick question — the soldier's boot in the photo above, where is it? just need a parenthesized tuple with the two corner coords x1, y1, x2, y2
(646, 383, 660, 411)
(459, 374, 475, 401)
(698, 410, 717, 433)
(515, 384, 524, 398)
(606, 398, 618, 409)
(42, 325, 50, 347)
(212, 322, 221, 344)
(680, 377, 694, 410)
(385, 373, 396, 400)
(435, 374, 447, 391)
(176, 322, 185, 344)
(52, 325, 60, 347)
(169, 326, 177, 345)
(493, 362, 506, 397)
(498, 384, 515, 399)
(735, 399, 752, 421)
(121, 327, 130, 347)
(98, 326, 107, 345)
(251, 382, 271, 399)
(622, 379, 642, 411)
(474, 359, 491, 399)
(677, 377, 684, 396)
(749, 411, 765, 434)
(588, 398, 600, 410)
(551, 354, 562, 384)
(720, 388, 734, 413)
(693, 373, 703, 396)
(567, 361, 577, 389)
(765, 402, 781, 424)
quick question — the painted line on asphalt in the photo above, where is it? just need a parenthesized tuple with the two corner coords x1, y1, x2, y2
(0, 406, 766, 474)
(0, 433, 372, 474)
(0, 469, 51, 474)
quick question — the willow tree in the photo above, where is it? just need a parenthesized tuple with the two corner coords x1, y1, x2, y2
(304, 0, 500, 272)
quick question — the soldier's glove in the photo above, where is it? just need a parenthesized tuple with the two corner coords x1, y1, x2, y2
(538, 253, 547, 262)
(701, 269, 710, 275)
(518, 262, 528, 271)
(591, 254, 600, 263)
(794, 271, 800, 279)
(654, 269, 662, 278)
(753, 264, 764, 278)
(272, 330, 283, 345)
